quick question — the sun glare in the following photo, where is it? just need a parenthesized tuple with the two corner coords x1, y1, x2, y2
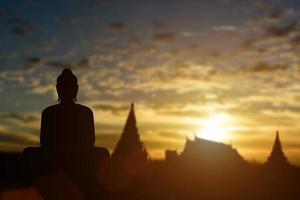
(197, 113, 231, 142)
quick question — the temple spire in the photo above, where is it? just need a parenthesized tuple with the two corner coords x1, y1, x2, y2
(122, 102, 137, 136)
(266, 131, 289, 167)
(112, 103, 147, 163)
(273, 131, 281, 151)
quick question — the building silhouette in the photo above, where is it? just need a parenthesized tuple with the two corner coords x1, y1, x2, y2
(165, 150, 179, 162)
(180, 137, 247, 167)
(2, 100, 300, 200)
(266, 131, 289, 168)
(112, 103, 148, 176)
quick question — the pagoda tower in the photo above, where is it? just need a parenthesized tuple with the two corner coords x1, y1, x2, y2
(266, 131, 289, 167)
(112, 103, 147, 174)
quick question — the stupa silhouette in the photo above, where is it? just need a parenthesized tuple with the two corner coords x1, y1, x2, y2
(266, 131, 289, 167)
(112, 103, 147, 175)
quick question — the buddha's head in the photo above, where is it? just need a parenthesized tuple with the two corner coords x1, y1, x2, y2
(56, 68, 78, 102)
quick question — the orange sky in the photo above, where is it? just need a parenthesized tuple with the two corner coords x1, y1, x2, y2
(1, 0, 300, 165)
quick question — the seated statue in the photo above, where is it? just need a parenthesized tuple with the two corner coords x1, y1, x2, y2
(23, 68, 109, 180)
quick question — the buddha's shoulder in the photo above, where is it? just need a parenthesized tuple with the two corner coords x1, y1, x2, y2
(75, 104, 93, 114)
(42, 104, 60, 114)
(42, 103, 93, 115)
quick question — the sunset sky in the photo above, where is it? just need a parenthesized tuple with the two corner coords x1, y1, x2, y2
(1, 0, 300, 164)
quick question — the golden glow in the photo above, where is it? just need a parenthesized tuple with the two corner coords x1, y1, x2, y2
(197, 113, 231, 142)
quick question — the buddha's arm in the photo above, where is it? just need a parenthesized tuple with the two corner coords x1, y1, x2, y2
(40, 110, 49, 148)
(87, 109, 95, 147)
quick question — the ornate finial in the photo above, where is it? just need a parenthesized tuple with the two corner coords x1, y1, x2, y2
(275, 130, 280, 142)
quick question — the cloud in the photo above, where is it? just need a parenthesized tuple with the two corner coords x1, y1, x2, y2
(265, 21, 297, 38)
(152, 32, 177, 42)
(268, 10, 285, 21)
(108, 22, 127, 30)
(152, 19, 167, 30)
(11, 25, 34, 36)
(144, 137, 183, 150)
(0, 129, 38, 147)
(241, 38, 258, 48)
(0, 112, 39, 123)
(58, 15, 82, 25)
(250, 61, 288, 73)
(25, 56, 91, 69)
(156, 109, 207, 118)
(156, 131, 183, 140)
(237, 4, 300, 57)
(25, 57, 70, 69)
(181, 31, 203, 37)
(290, 34, 300, 47)
(0, 8, 34, 36)
(46, 61, 72, 69)
(27, 57, 43, 64)
(30, 84, 55, 96)
(77, 57, 91, 68)
(212, 25, 237, 31)
(93, 103, 129, 115)
(95, 132, 120, 150)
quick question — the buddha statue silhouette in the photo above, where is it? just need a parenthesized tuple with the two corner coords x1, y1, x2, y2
(40, 68, 95, 162)
(23, 68, 109, 181)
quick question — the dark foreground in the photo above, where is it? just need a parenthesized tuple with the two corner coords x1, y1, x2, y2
(0, 151, 300, 200)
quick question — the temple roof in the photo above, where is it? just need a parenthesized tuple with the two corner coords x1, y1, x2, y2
(181, 137, 246, 166)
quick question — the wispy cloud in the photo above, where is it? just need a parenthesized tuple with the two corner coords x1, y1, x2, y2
(108, 22, 127, 30)
(93, 103, 129, 115)
(212, 25, 237, 31)
(152, 32, 177, 42)
(152, 19, 167, 30)
(0, 112, 39, 123)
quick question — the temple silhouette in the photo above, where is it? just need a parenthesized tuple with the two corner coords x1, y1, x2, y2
(266, 131, 289, 168)
(180, 137, 247, 166)
(112, 103, 148, 176)
(0, 69, 300, 199)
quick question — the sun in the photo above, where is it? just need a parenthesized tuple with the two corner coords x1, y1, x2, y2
(197, 113, 231, 142)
